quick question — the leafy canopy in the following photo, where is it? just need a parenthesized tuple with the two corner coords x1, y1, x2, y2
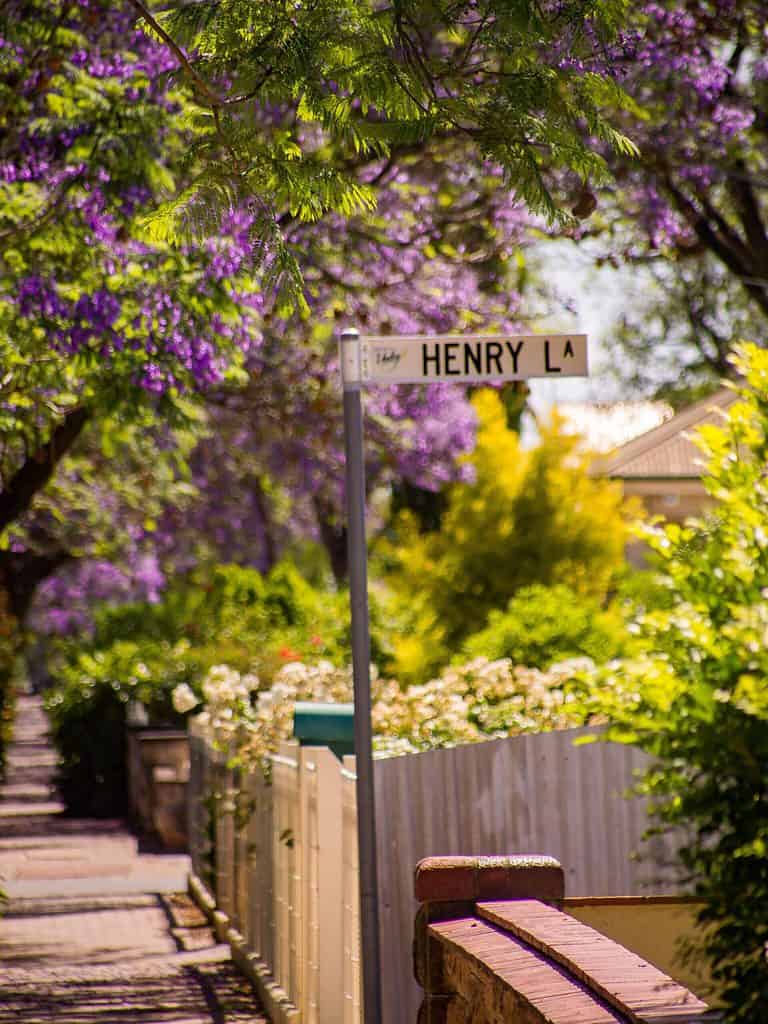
(563, 0, 768, 400)
(136, 0, 638, 305)
(0, 1, 262, 616)
(0, 3, 256, 445)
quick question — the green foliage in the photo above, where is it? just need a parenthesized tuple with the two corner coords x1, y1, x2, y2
(574, 343, 768, 1022)
(0, 6, 252, 465)
(45, 561, 358, 813)
(462, 583, 626, 668)
(20, 408, 203, 565)
(46, 672, 132, 817)
(55, 560, 356, 697)
(144, 0, 637, 310)
(0, 2, 262, 606)
(380, 390, 632, 682)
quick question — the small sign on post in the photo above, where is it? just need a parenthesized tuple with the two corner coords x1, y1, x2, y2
(340, 328, 589, 1024)
(341, 333, 588, 385)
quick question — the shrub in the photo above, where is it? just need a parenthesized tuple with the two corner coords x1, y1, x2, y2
(182, 654, 585, 770)
(574, 344, 768, 1022)
(44, 560, 356, 815)
(82, 561, 355, 681)
(379, 390, 633, 682)
(46, 670, 134, 816)
(461, 583, 626, 668)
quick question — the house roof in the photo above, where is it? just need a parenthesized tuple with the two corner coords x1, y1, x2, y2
(596, 387, 737, 480)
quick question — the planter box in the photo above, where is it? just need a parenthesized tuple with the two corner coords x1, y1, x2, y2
(127, 728, 190, 850)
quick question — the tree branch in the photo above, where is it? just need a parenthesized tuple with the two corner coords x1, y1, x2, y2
(727, 160, 768, 271)
(0, 546, 75, 622)
(126, 0, 226, 108)
(0, 168, 84, 243)
(664, 177, 768, 317)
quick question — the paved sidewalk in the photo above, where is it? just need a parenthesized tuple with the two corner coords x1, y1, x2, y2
(0, 693, 268, 1023)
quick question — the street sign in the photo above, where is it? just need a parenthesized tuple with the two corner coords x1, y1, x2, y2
(341, 333, 588, 385)
(339, 327, 588, 1024)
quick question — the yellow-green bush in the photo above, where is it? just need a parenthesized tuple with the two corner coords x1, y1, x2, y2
(574, 345, 768, 1022)
(379, 390, 634, 682)
(461, 583, 626, 667)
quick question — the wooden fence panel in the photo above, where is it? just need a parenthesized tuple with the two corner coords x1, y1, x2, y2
(271, 741, 300, 1003)
(187, 730, 207, 881)
(245, 765, 275, 968)
(373, 726, 685, 1024)
(315, 747, 346, 1022)
(214, 755, 236, 920)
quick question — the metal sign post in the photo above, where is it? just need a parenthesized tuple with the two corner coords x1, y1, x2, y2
(339, 326, 589, 1024)
(340, 327, 383, 1024)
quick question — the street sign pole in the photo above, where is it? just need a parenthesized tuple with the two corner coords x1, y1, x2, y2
(339, 325, 588, 1024)
(340, 327, 383, 1024)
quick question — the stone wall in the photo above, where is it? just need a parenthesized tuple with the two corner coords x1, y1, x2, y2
(126, 729, 190, 850)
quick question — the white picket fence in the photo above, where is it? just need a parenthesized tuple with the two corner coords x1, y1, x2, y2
(187, 723, 685, 1024)
(188, 726, 362, 1023)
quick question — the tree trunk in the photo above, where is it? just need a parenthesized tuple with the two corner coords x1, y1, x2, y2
(0, 548, 74, 623)
(0, 406, 90, 532)
(252, 476, 278, 572)
(314, 497, 348, 583)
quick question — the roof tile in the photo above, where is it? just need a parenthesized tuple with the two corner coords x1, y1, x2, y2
(596, 389, 736, 480)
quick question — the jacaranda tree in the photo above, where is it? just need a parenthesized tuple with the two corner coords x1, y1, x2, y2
(3, 0, 641, 631)
(119, 0, 639, 581)
(576, 0, 768, 396)
(0, 1, 263, 619)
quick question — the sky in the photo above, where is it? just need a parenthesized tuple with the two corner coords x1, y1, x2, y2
(527, 239, 633, 409)
(520, 240, 673, 449)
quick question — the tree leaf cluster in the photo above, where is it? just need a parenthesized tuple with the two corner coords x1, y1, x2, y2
(139, 0, 637, 307)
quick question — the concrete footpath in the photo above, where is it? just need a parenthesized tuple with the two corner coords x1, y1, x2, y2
(0, 692, 268, 1023)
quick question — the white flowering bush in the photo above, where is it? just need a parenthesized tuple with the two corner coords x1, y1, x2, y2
(371, 657, 586, 756)
(174, 664, 260, 752)
(176, 655, 586, 770)
(239, 660, 353, 767)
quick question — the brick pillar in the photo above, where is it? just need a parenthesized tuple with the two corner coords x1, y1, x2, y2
(413, 856, 564, 1024)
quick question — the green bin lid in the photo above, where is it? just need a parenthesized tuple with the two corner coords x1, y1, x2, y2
(293, 702, 354, 750)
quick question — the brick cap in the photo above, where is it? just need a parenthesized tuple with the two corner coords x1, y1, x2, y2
(477, 899, 711, 1023)
(414, 855, 564, 903)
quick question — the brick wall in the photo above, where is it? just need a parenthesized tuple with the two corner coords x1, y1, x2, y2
(413, 855, 713, 1024)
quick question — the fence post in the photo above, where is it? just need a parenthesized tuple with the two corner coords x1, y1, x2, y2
(315, 747, 345, 1023)
(342, 755, 362, 1024)
(215, 754, 236, 920)
(187, 730, 203, 879)
(249, 764, 275, 970)
(272, 741, 301, 1005)
(297, 747, 313, 1021)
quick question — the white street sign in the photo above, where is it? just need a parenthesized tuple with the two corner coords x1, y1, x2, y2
(341, 333, 587, 386)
